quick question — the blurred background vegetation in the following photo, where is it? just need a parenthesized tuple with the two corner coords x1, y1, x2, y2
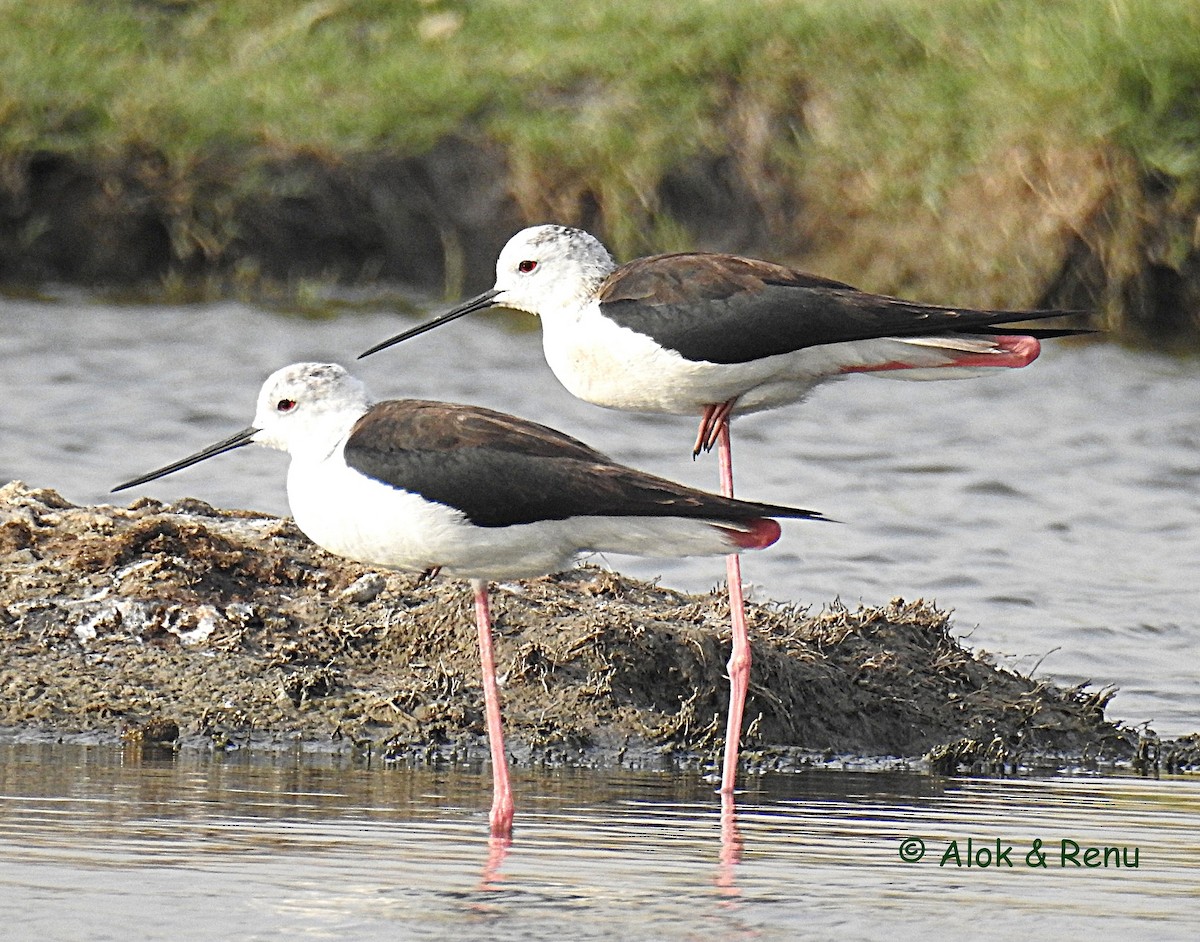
(1, 0, 1198, 343)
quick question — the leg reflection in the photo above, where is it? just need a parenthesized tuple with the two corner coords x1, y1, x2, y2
(717, 788, 744, 905)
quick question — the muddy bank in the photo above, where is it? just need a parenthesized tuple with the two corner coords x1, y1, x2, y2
(0, 480, 1159, 774)
(1, 140, 1198, 344)
(0, 142, 522, 298)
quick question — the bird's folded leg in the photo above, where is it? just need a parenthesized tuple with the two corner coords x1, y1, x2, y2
(416, 565, 442, 585)
(693, 399, 738, 457)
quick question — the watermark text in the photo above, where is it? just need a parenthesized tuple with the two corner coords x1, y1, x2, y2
(896, 837, 1139, 869)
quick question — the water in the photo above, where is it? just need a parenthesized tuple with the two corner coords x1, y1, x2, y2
(1, 295, 1198, 736)
(0, 743, 1195, 940)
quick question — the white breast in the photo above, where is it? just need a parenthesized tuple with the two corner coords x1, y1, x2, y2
(287, 456, 471, 573)
(539, 304, 796, 415)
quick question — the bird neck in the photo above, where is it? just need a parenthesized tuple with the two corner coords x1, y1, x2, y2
(277, 411, 361, 465)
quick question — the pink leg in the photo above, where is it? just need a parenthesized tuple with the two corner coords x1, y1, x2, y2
(471, 579, 514, 839)
(716, 422, 749, 796)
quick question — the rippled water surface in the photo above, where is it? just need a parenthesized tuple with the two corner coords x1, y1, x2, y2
(2, 297, 1198, 734)
(0, 744, 1196, 940)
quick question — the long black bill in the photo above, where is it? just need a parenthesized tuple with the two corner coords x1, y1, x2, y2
(112, 426, 258, 493)
(358, 289, 500, 359)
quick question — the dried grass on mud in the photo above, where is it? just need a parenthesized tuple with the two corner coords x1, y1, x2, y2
(0, 481, 1149, 774)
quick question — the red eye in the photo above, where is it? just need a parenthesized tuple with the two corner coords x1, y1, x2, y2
(517, 259, 537, 273)
(276, 399, 297, 412)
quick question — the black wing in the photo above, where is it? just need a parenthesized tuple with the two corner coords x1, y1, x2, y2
(598, 253, 1086, 364)
(343, 400, 822, 527)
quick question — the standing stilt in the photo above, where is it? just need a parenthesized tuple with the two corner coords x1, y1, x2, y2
(113, 363, 821, 838)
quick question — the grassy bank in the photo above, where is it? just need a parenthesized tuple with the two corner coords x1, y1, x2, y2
(2, 0, 1199, 337)
(5, 1, 1198, 179)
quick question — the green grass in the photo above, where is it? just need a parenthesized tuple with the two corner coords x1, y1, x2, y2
(0, 0, 1198, 259)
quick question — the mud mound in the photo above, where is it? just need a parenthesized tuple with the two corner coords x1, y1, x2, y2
(0, 481, 1138, 772)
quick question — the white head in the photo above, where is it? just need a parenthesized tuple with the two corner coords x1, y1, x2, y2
(250, 362, 373, 456)
(113, 362, 373, 492)
(357, 224, 619, 359)
(491, 225, 617, 317)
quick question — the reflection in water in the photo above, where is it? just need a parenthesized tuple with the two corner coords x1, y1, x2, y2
(478, 834, 510, 894)
(0, 743, 1197, 940)
(716, 789, 743, 907)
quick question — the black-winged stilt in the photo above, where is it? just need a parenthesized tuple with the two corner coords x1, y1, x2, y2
(360, 224, 1086, 456)
(113, 362, 824, 838)
(357, 223, 1088, 795)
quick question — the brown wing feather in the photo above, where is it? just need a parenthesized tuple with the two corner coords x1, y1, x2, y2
(597, 253, 857, 304)
(344, 399, 822, 527)
(350, 400, 606, 461)
(595, 253, 1082, 364)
